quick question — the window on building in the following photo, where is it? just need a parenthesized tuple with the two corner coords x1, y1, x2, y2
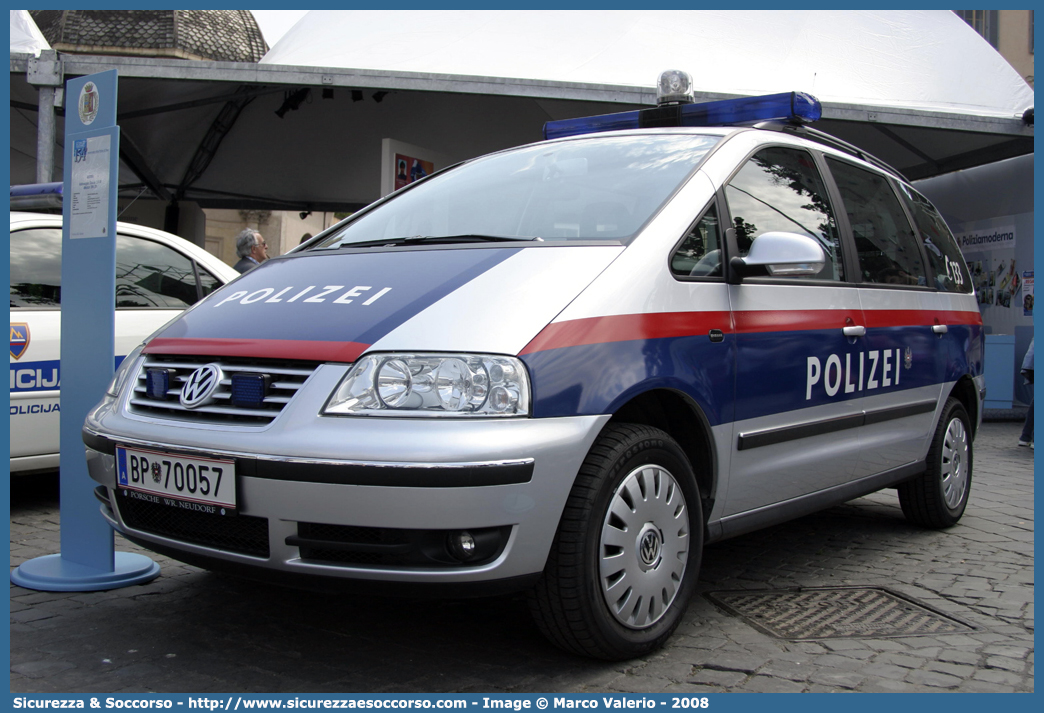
(955, 10, 999, 48)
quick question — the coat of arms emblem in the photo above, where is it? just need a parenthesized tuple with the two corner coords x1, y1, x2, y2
(78, 81, 99, 125)
(10, 323, 30, 360)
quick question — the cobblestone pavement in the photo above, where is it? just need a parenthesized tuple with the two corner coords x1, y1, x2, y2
(10, 422, 1033, 693)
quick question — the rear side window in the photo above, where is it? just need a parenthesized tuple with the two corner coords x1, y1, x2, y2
(10, 228, 218, 309)
(826, 158, 927, 287)
(897, 184, 973, 293)
(725, 147, 844, 281)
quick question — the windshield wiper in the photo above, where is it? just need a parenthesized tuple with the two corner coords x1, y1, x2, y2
(325, 234, 544, 250)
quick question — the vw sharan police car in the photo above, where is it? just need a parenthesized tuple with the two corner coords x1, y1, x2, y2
(10, 207, 239, 474)
(83, 71, 983, 659)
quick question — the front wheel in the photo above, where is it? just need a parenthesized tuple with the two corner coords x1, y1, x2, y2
(898, 397, 972, 528)
(528, 424, 703, 660)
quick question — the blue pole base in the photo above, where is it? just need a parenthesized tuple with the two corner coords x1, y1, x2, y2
(10, 552, 161, 592)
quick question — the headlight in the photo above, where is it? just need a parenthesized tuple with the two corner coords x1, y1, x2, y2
(106, 342, 145, 398)
(323, 353, 530, 417)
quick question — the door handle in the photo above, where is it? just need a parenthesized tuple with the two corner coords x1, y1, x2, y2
(842, 325, 866, 338)
(933, 324, 948, 334)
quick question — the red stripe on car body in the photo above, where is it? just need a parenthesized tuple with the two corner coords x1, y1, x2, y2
(520, 308, 982, 355)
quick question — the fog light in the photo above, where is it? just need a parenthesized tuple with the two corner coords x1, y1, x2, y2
(447, 531, 477, 561)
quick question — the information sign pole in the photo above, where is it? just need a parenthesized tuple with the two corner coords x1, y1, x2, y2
(11, 70, 160, 590)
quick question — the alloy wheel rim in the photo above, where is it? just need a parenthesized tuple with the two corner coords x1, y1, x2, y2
(599, 464, 689, 629)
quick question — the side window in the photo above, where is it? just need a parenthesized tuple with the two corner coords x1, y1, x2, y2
(10, 228, 63, 308)
(115, 235, 201, 309)
(197, 268, 222, 299)
(724, 147, 844, 281)
(826, 158, 927, 287)
(897, 184, 973, 293)
(671, 203, 723, 278)
(10, 229, 209, 309)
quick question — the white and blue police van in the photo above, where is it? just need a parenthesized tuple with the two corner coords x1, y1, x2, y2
(9, 203, 239, 474)
(83, 71, 983, 659)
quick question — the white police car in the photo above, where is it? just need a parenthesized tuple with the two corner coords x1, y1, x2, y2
(10, 210, 239, 473)
(82, 72, 983, 659)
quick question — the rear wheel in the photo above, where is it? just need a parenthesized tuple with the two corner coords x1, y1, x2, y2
(528, 424, 703, 659)
(898, 397, 972, 528)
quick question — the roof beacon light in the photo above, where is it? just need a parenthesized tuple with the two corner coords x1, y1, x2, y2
(657, 69, 695, 105)
(545, 84, 822, 141)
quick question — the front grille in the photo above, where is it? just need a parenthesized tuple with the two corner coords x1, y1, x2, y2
(128, 354, 320, 425)
(115, 489, 270, 557)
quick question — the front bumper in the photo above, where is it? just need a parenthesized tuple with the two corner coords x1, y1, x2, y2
(84, 365, 609, 584)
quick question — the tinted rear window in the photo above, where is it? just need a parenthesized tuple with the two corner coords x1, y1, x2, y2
(897, 184, 973, 293)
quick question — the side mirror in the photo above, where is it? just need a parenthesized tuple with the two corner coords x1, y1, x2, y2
(729, 231, 826, 283)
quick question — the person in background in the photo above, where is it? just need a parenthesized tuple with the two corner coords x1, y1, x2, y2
(1019, 338, 1033, 448)
(233, 229, 269, 273)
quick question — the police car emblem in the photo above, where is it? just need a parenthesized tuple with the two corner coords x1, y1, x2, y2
(10, 323, 30, 360)
(180, 364, 223, 409)
(904, 347, 913, 370)
(152, 462, 162, 483)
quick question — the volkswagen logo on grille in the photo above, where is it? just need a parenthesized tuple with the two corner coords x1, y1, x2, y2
(180, 364, 223, 409)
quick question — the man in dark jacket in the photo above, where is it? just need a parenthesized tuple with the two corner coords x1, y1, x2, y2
(233, 229, 269, 273)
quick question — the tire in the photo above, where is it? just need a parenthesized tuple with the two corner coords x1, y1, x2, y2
(528, 423, 703, 660)
(898, 397, 972, 528)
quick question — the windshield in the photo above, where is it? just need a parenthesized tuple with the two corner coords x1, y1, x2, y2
(311, 134, 720, 250)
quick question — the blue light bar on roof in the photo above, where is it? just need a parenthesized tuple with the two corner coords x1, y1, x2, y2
(10, 182, 64, 210)
(544, 91, 822, 140)
(10, 182, 63, 197)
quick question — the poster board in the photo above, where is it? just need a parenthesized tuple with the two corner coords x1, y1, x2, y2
(380, 138, 450, 198)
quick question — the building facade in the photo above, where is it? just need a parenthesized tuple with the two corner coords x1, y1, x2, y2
(956, 10, 1034, 86)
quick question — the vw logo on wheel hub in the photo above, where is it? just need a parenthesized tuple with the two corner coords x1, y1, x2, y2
(180, 364, 223, 409)
(636, 524, 663, 569)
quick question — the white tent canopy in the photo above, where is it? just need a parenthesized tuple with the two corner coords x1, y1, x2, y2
(10, 9, 1033, 216)
(9, 10, 50, 57)
(263, 10, 1033, 120)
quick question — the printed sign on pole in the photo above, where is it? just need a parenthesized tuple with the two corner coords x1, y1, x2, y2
(11, 69, 160, 591)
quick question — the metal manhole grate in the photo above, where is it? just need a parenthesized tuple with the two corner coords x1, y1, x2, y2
(705, 587, 976, 641)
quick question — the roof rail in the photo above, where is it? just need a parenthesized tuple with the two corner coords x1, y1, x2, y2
(770, 124, 906, 180)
